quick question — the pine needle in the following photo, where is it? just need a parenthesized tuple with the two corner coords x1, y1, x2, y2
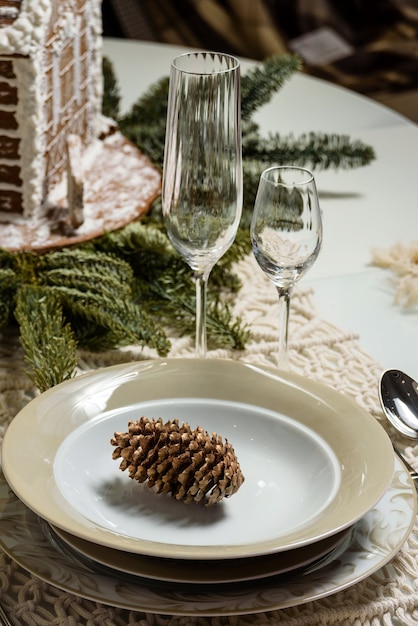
(52, 284, 170, 354)
(15, 285, 79, 392)
(39, 249, 134, 297)
(241, 54, 302, 120)
(91, 220, 250, 348)
(102, 56, 121, 120)
(242, 131, 376, 170)
(0, 266, 19, 328)
(117, 77, 169, 168)
(146, 281, 250, 350)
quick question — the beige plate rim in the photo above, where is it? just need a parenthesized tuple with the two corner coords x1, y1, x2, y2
(1, 358, 394, 560)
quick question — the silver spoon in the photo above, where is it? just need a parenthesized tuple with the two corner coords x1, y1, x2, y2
(392, 446, 418, 484)
(379, 369, 418, 439)
(379, 369, 418, 487)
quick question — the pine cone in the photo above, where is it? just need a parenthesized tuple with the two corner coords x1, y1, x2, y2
(110, 417, 245, 506)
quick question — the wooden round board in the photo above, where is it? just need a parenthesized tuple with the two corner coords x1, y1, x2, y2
(0, 132, 161, 252)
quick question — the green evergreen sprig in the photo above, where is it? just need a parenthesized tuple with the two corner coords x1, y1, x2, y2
(116, 54, 375, 225)
(242, 129, 375, 170)
(1, 247, 171, 391)
(0, 54, 376, 390)
(118, 77, 169, 168)
(85, 221, 250, 349)
(102, 56, 121, 120)
(15, 285, 79, 391)
(240, 54, 302, 121)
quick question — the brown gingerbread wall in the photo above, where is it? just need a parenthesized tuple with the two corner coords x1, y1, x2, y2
(0, 2, 21, 28)
(0, 1, 98, 216)
(0, 50, 21, 213)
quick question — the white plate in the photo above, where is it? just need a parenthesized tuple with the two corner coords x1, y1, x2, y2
(1, 359, 394, 560)
(53, 399, 340, 552)
(0, 458, 414, 616)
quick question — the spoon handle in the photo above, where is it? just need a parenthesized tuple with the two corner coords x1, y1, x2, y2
(393, 446, 418, 486)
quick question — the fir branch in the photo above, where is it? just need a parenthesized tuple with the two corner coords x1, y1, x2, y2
(0, 299, 11, 330)
(41, 267, 131, 300)
(241, 54, 302, 121)
(0, 267, 17, 328)
(93, 215, 250, 273)
(117, 77, 169, 168)
(38, 247, 170, 354)
(0, 267, 17, 290)
(0, 244, 171, 372)
(118, 124, 166, 169)
(91, 221, 174, 261)
(14, 285, 78, 392)
(13, 251, 39, 285)
(102, 56, 121, 120)
(0, 248, 15, 267)
(90, 223, 193, 302)
(120, 76, 169, 127)
(38, 249, 134, 298)
(217, 226, 252, 268)
(108, 53, 375, 195)
(205, 300, 250, 350)
(88, 223, 249, 348)
(242, 131, 376, 170)
(147, 281, 250, 350)
(90, 221, 248, 339)
(242, 162, 264, 217)
(50, 285, 170, 355)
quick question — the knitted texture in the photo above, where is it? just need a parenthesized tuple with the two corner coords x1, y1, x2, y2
(0, 255, 417, 625)
(372, 241, 418, 308)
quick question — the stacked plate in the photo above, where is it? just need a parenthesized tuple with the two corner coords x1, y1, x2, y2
(0, 359, 416, 616)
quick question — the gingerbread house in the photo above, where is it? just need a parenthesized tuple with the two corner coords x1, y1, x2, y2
(0, 0, 161, 251)
(0, 0, 102, 219)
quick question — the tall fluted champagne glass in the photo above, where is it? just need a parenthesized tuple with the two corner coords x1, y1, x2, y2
(251, 166, 322, 370)
(162, 52, 242, 357)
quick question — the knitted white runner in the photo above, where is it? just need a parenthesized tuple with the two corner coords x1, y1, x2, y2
(0, 255, 417, 625)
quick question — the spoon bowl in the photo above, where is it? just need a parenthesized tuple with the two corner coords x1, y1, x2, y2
(379, 369, 418, 439)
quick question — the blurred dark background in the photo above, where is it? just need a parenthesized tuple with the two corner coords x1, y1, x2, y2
(102, 0, 418, 123)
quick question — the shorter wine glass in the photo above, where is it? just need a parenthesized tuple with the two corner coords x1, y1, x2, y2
(250, 166, 322, 369)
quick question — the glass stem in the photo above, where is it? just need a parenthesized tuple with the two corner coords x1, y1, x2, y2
(195, 272, 208, 358)
(276, 286, 292, 370)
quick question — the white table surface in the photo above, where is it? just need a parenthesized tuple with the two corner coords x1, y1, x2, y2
(103, 39, 418, 381)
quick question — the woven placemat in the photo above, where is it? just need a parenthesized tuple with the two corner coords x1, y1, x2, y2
(0, 255, 417, 625)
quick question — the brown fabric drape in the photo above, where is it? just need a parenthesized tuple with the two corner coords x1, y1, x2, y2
(103, 0, 418, 97)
